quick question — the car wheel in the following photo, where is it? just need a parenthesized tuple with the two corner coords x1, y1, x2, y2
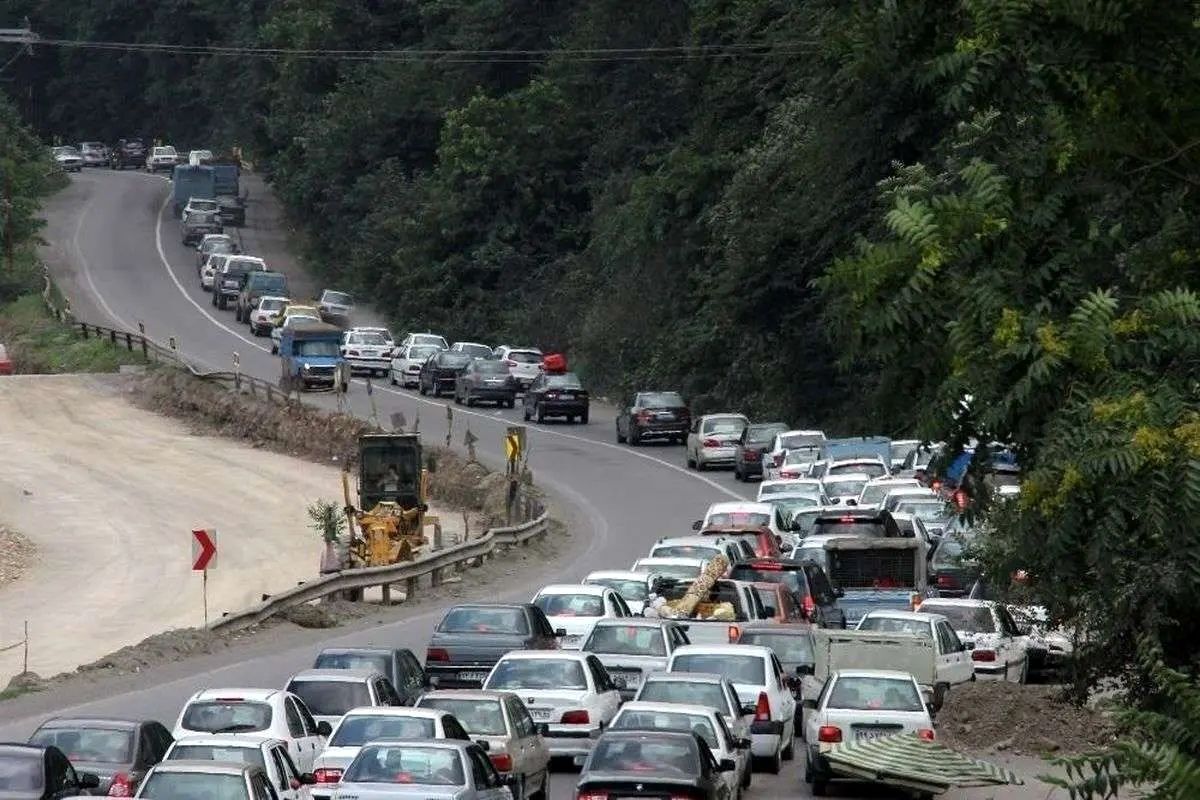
(419, 382, 428, 396)
(1016, 657, 1028, 684)
(628, 425, 640, 446)
(782, 734, 795, 761)
(616, 424, 626, 444)
(734, 465, 744, 481)
(686, 451, 696, 469)
(528, 771, 548, 800)
(740, 763, 751, 790)
(536, 403, 546, 423)
(762, 751, 781, 775)
(523, 404, 531, 421)
(390, 372, 397, 386)
(210, 291, 217, 307)
(506, 399, 515, 409)
(932, 683, 948, 713)
(580, 410, 589, 424)
(270, 343, 278, 355)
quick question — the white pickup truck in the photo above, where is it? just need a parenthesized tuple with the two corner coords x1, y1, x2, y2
(643, 578, 771, 645)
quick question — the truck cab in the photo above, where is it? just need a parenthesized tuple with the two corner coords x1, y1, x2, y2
(815, 536, 929, 626)
(278, 320, 348, 393)
(172, 164, 216, 217)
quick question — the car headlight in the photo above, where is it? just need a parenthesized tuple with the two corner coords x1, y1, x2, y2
(302, 363, 312, 371)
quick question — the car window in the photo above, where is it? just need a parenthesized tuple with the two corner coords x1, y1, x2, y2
(584, 625, 666, 657)
(442, 717, 472, 741)
(671, 654, 765, 685)
(510, 698, 536, 738)
(934, 622, 958, 654)
(284, 699, 305, 737)
(919, 604, 996, 633)
(183, 700, 273, 733)
(996, 605, 1022, 637)
(330, 715, 435, 746)
(269, 747, 291, 791)
(487, 659, 587, 690)
(613, 710, 718, 748)
(588, 656, 613, 691)
(804, 566, 837, 605)
(294, 698, 319, 737)
(251, 771, 275, 800)
(468, 749, 501, 789)
(287, 679, 371, 718)
(438, 607, 529, 634)
(828, 676, 923, 711)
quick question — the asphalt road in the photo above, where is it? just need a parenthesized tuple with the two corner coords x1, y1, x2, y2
(0, 169, 1054, 799)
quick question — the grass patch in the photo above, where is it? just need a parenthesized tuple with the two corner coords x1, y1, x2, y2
(0, 293, 148, 373)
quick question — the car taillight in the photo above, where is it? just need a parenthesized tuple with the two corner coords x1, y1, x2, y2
(780, 470, 798, 478)
(426, 647, 450, 662)
(817, 725, 842, 743)
(489, 753, 513, 772)
(577, 792, 607, 800)
(107, 773, 132, 797)
(936, 574, 960, 589)
(802, 594, 816, 618)
(917, 728, 936, 741)
(313, 768, 343, 784)
(702, 438, 721, 448)
(971, 648, 996, 662)
(546, 392, 559, 400)
(561, 709, 590, 724)
(754, 691, 771, 722)
(728, 625, 741, 642)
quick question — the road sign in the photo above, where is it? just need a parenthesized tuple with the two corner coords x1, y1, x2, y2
(191, 528, 217, 571)
(505, 431, 522, 462)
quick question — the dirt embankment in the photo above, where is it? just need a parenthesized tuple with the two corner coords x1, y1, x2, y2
(0, 527, 35, 589)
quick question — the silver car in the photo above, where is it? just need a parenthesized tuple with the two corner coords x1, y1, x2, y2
(632, 672, 753, 751)
(582, 618, 691, 700)
(284, 668, 400, 728)
(332, 740, 514, 800)
(134, 759, 290, 799)
(686, 413, 749, 470)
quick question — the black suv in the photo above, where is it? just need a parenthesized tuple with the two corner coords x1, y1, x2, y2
(616, 391, 691, 445)
(728, 558, 846, 627)
(110, 138, 147, 169)
(418, 351, 473, 397)
(733, 422, 789, 481)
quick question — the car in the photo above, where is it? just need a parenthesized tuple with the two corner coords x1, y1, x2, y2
(400, 332, 450, 350)
(146, 145, 179, 172)
(522, 371, 589, 424)
(889, 438, 922, 470)
(493, 346, 543, 390)
(802, 669, 935, 795)
(824, 457, 890, 479)
(582, 570, 657, 615)
(449, 341, 494, 359)
(648, 536, 746, 567)
(855, 477, 921, 510)
(666, 644, 797, 773)
(727, 559, 844, 628)
(196, 233, 238, 267)
(340, 329, 395, 377)
(425, 603, 562, 690)
(745, 582, 807, 625)
(928, 532, 980, 598)
(237, 270, 289, 323)
(182, 197, 221, 223)
(578, 730, 737, 800)
(733, 423, 790, 481)
(531, 584, 632, 649)
(916, 598, 1030, 682)
(630, 557, 709, 581)
(163, 735, 311, 800)
(769, 448, 825, 481)
(455, 359, 517, 407)
(51, 145, 83, 172)
(581, 618, 691, 700)
(891, 497, 955, 540)
(415, 691, 551, 800)
(729, 625, 817, 699)
(78, 141, 108, 167)
(419, 351, 474, 397)
(855, 609, 975, 709)
(212, 255, 268, 311)
(181, 209, 223, 246)
(808, 511, 887, 540)
(0, 743, 101, 798)
(312, 647, 427, 706)
(309, 707, 471, 800)
(757, 478, 823, 503)
(317, 289, 355, 325)
(353, 327, 395, 348)
(270, 306, 321, 354)
(880, 486, 937, 512)
(695, 501, 778, 536)
(335, 740, 513, 800)
(482, 651, 622, 757)
(616, 392, 691, 445)
(110, 138, 147, 169)
(133, 759, 284, 800)
(633, 672, 751, 744)
(248, 296, 291, 337)
(896, 441, 944, 482)
(609, 702, 750, 794)
(187, 149, 215, 164)
(764, 430, 826, 478)
(26, 717, 172, 796)
(200, 252, 230, 290)
(390, 343, 444, 388)
(819, 472, 873, 506)
(171, 687, 329, 772)
(284, 669, 402, 728)
(685, 413, 749, 470)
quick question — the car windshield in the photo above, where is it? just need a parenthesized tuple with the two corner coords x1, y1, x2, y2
(474, 361, 510, 374)
(435, 353, 472, 368)
(167, 744, 266, 770)
(637, 681, 729, 713)
(588, 578, 649, 601)
(634, 563, 701, 579)
(252, 275, 287, 292)
(706, 511, 770, 528)
(920, 604, 995, 633)
(823, 478, 869, 497)
(140, 772, 249, 800)
(895, 500, 950, 522)
(258, 299, 286, 312)
(739, 632, 815, 664)
(891, 442, 920, 463)
(729, 566, 802, 597)
(417, 699, 506, 735)
(507, 351, 542, 363)
(589, 739, 698, 775)
(612, 712, 717, 748)
(343, 745, 464, 786)
(671, 654, 765, 685)
(786, 509, 826, 536)
(638, 392, 684, 408)
(324, 291, 353, 305)
(545, 373, 583, 389)
(652, 544, 720, 559)
(859, 482, 918, 505)
(191, 200, 219, 210)
(181, 701, 272, 733)
(931, 535, 975, 568)
(768, 496, 821, 518)
(858, 617, 932, 637)
(155, 146, 177, 155)
(331, 715, 436, 746)
(438, 607, 528, 634)
(0, 753, 42, 791)
(54, 146, 79, 156)
(584, 625, 666, 656)
(745, 425, 785, 444)
(287, 680, 371, 717)
(296, 340, 340, 357)
(793, 546, 829, 570)
(784, 448, 821, 465)
(780, 433, 824, 449)
(702, 417, 746, 434)
(485, 659, 587, 690)
(829, 462, 888, 478)
(205, 239, 235, 252)
(829, 677, 923, 712)
(29, 727, 133, 763)
(533, 593, 604, 617)
(407, 345, 440, 360)
(760, 483, 819, 499)
(456, 344, 493, 358)
(314, 652, 390, 675)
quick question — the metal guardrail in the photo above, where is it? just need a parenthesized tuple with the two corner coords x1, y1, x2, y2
(209, 513, 550, 632)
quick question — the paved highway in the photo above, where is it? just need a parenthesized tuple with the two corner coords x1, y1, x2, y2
(1, 170, 1050, 799)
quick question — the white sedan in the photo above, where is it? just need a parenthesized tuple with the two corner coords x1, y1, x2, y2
(530, 584, 632, 649)
(918, 598, 1030, 682)
(171, 688, 328, 772)
(390, 343, 442, 388)
(249, 296, 290, 336)
(483, 651, 622, 757)
(582, 570, 655, 614)
(163, 734, 310, 800)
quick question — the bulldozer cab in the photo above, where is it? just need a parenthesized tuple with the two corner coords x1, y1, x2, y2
(358, 433, 423, 510)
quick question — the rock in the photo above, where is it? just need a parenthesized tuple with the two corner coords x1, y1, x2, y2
(992, 737, 1014, 752)
(5, 671, 45, 693)
(280, 604, 337, 629)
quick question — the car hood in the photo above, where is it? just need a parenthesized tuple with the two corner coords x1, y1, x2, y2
(332, 782, 463, 800)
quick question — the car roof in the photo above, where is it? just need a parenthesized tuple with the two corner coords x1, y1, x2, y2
(36, 718, 141, 731)
(919, 598, 994, 609)
(289, 669, 382, 683)
(591, 617, 674, 630)
(735, 623, 815, 636)
(861, 610, 942, 624)
(761, 478, 821, 488)
(446, 602, 530, 611)
(776, 429, 825, 439)
(318, 646, 395, 656)
(453, 341, 489, 348)
(258, 295, 290, 303)
(340, 707, 448, 720)
(360, 738, 474, 752)
(705, 502, 773, 514)
(833, 669, 918, 681)
(672, 644, 773, 659)
(534, 583, 608, 596)
(653, 536, 726, 548)
(617, 701, 718, 718)
(190, 688, 281, 702)
(699, 412, 748, 420)
(642, 672, 727, 685)
(585, 570, 649, 581)
(823, 472, 873, 482)
(634, 557, 708, 567)
(150, 760, 255, 776)
(498, 650, 589, 663)
(417, 690, 514, 703)
(171, 734, 281, 749)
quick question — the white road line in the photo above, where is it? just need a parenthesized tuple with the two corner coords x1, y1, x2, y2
(150, 187, 744, 500)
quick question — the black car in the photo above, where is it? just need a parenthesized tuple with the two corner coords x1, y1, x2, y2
(0, 743, 101, 799)
(733, 422, 789, 481)
(728, 558, 846, 627)
(312, 647, 428, 705)
(419, 351, 473, 397)
(929, 533, 980, 597)
(425, 603, 561, 689)
(109, 138, 146, 169)
(616, 392, 691, 445)
(454, 359, 516, 408)
(522, 371, 589, 424)
(576, 731, 734, 800)
(27, 718, 173, 796)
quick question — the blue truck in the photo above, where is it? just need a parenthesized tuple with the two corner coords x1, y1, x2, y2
(798, 535, 930, 626)
(171, 160, 246, 226)
(278, 320, 349, 393)
(820, 436, 892, 465)
(172, 164, 216, 217)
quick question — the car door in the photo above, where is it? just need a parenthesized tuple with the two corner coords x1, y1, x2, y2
(995, 605, 1029, 679)
(467, 748, 508, 800)
(509, 695, 549, 783)
(397, 650, 424, 703)
(586, 656, 622, 721)
(250, 770, 279, 800)
(282, 698, 310, 771)
(288, 697, 322, 771)
(770, 654, 796, 734)
(935, 621, 974, 685)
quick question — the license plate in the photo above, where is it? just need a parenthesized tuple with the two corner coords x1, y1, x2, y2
(561, 635, 581, 645)
(854, 727, 900, 741)
(530, 708, 553, 720)
(616, 672, 640, 686)
(458, 671, 488, 682)
(559, 393, 575, 399)
(657, 412, 675, 420)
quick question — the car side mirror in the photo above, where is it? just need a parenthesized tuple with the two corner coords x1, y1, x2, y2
(535, 723, 550, 737)
(475, 739, 490, 751)
(297, 773, 316, 786)
(718, 758, 737, 773)
(963, 641, 975, 651)
(801, 698, 818, 710)
(77, 772, 101, 790)
(316, 721, 333, 737)
(692, 520, 703, 531)
(796, 664, 814, 676)
(572, 755, 588, 768)
(736, 737, 752, 750)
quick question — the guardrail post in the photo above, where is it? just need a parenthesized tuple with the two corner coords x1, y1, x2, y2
(124, 332, 132, 351)
(140, 336, 148, 358)
(80, 323, 88, 339)
(381, 583, 391, 605)
(266, 384, 274, 403)
(109, 329, 116, 345)
(406, 576, 418, 602)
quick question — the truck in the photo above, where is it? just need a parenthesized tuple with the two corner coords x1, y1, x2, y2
(278, 320, 349, 393)
(645, 576, 770, 645)
(209, 160, 246, 227)
(172, 164, 216, 217)
(811, 535, 929, 626)
(820, 436, 893, 466)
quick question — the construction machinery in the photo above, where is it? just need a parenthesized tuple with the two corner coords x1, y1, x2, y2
(342, 433, 437, 567)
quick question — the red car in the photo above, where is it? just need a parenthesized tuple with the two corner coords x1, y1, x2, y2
(699, 525, 781, 558)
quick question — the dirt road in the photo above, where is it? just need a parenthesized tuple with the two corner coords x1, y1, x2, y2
(0, 373, 460, 684)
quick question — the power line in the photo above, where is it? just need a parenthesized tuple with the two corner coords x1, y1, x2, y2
(0, 45, 27, 75)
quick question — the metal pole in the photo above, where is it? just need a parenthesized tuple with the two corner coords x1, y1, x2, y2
(22, 619, 28, 674)
(202, 570, 209, 625)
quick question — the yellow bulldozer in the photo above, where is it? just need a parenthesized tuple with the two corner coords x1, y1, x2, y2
(341, 433, 437, 567)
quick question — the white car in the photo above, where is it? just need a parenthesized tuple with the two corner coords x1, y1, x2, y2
(582, 570, 656, 615)
(250, 295, 291, 336)
(825, 458, 890, 479)
(146, 145, 179, 171)
(182, 197, 220, 221)
(610, 701, 751, 794)
(667, 644, 797, 773)
(134, 760, 281, 800)
(697, 500, 791, 542)
(172, 687, 328, 772)
(630, 557, 709, 581)
(400, 332, 450, 350)
(482, 651, 622, 756)
(582, 618, 690, 700)
(889, 439, 922, 469)
(819, 472, 873, 506)
(633, 672, 752, 748)
(530, 584, 632, 649)
(757, 479, 823, 503)
(769, 449, 825, 481)
(341, 328, 394, 377)
(335, 740, 513, 800)
(449, 341, 495, 359)
(79, 141, 108, 167)
(764, 429, 826, 478)
(880, 486, 938, 513)
(317, 289, 355, 321)
(390, 343, 443, 388)
(493, 346, 543, 390)
(685, 413, 749, 471)
(285, 668, 399, 728)
(164, 734, 310, 800)
(803, 669, 935, 795)
(917, 598, 1030, 682)
(199, 255, 225, 291)
(856, 477, 921, 510)
(310, 707, 471, 800)
(855, 609, 975, 710)
(648, 536, 746, 567)
(271, 312, 321, 354)
(51, 146, 83, 172)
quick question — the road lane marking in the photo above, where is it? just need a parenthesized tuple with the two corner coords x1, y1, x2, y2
(72, 192, 137, 332)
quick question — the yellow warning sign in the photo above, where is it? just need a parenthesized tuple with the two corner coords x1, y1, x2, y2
(505, 433, 521, 462)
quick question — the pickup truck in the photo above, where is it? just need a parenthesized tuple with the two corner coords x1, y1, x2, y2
(802, 534, 929, 626)
(644, 577, 770, 645)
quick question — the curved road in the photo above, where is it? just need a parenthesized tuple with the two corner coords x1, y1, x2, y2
(0, 171, 1043, 799)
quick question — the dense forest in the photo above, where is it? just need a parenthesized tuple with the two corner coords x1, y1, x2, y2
(6, 6, 1200, 782)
